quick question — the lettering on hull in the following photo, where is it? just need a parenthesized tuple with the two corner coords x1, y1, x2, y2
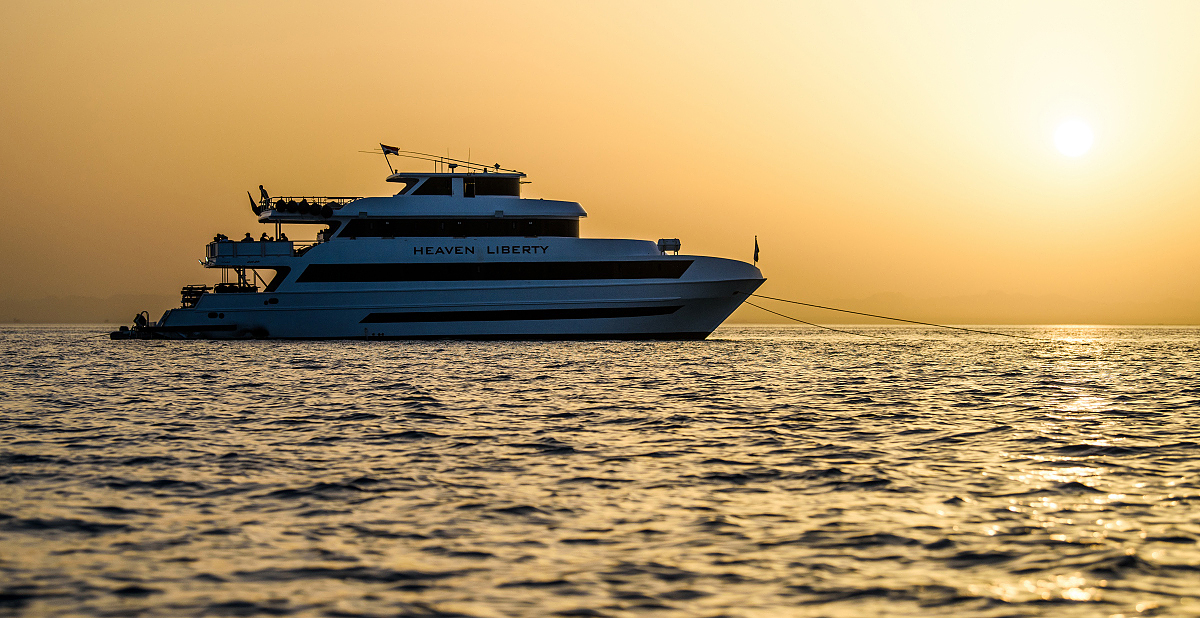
(414, 246, 477, 255)
(486, 245, 549, 255)
(411, 245, 552, 255)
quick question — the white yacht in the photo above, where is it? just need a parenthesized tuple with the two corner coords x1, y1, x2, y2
(114, 150, 764, 340)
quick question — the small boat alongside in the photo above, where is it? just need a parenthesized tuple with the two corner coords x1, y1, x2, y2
(113, 150, 764, 340)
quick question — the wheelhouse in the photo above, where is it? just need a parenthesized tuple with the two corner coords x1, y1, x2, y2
(387, 173, 523, 198)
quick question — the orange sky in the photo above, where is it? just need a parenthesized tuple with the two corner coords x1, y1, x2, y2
(2, 1, 1198, 323)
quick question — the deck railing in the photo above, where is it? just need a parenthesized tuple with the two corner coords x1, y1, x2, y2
(260, 196, 361, 216)
(207, 240, 295, 259)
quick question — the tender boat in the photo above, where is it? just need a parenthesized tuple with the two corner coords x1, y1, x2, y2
(113, 150, 764, 340)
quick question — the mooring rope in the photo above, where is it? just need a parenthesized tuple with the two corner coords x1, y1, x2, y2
(744, 301, 884, 338)
(747, 294, 1046, 341)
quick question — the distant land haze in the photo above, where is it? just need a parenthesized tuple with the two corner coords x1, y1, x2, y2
(1, 1, 1198, 324)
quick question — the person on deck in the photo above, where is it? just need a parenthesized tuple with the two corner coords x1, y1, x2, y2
(260, 232, 271, 242)
(241, 233, 253, 242)
(259, 185, 269, 203)
(278, 231, 289, 241)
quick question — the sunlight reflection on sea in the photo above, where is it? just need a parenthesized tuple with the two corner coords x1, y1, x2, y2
(1, 325, 1198, 617)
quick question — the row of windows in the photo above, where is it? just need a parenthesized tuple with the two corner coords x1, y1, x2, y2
(339, 218, 580, 238)
(406, 176, 521, 197)
(360, 305, 682, 323)
(296, 260, 694, 283)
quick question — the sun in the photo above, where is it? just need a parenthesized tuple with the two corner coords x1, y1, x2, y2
(1054, 118, 1094, 157)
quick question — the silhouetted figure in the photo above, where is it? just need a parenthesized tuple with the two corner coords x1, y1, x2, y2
(260, 185, 269, 203)
(242, 233, 253, 242)
(260, 232, 271, 242)
(278, 231, 289, 241)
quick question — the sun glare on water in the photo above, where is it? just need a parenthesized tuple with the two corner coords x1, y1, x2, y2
(1054, 118, 1094, 157)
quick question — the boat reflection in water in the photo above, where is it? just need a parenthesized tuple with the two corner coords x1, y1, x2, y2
(114, 150, 764, 340)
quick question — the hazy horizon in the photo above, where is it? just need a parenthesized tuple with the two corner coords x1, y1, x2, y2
(3, 1, 1198, 325)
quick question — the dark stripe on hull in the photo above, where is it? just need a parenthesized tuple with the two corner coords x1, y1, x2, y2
(149, 324, 238, 333)
(297, 260, 693, 283)
(352, 331, 711, 341)
(114, 331, 710, 341)
(361, 305, 682, 323)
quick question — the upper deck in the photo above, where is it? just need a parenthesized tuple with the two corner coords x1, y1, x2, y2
(255, 154, 585, 224)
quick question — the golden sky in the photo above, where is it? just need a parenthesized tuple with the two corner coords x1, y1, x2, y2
(2, 1, 1198, 323)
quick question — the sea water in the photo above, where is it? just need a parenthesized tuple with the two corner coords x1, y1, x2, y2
(2, 325, 1199, 617)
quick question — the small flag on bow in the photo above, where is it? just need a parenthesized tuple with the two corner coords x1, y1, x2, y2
(380, 144, 400, 156)
(754, 236, 760, 265)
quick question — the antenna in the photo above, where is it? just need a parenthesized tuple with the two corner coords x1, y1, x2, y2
(373, 149, 525, 176)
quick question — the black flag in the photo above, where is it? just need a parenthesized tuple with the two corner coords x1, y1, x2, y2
(754, 236, 760, 264)
(247, 191, 261, 216)
(380, 144, 399, 156)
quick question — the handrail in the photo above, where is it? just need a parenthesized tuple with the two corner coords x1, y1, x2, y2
(204, 238, 327, 262)
(260, 195, 361, 211)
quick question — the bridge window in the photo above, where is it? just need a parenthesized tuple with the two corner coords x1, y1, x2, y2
(388, 177, 420, 194)
(412, 177, 453, 195)
(472, 177, 520, 197)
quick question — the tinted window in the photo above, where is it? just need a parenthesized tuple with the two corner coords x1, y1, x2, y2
(338, 218, 579, 238)
(361, 305, 680, 323)
(388, 177, 420, 194)
(474, 177, 520, 196)
(412, 177, 453, 195)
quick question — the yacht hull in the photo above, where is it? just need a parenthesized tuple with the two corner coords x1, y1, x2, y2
(150, 276, 764, 340)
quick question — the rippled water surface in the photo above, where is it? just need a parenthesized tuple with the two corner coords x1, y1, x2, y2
(3, 325, 1200, 617)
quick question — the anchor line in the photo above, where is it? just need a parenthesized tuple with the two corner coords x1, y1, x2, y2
(743, 301, 884, 338)
(746, 294, 1046, 341)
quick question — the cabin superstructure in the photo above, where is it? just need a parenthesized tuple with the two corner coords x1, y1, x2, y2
(204, 158, 587, 298)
